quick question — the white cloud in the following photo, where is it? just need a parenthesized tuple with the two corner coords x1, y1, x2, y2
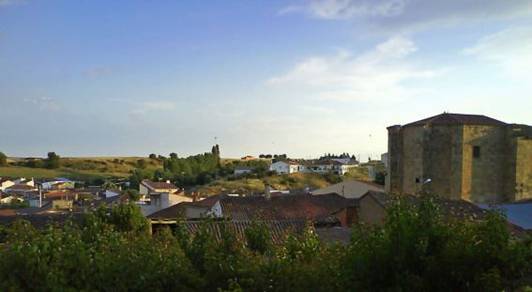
(281, 0, 532, 32)
(23, 97, 61, 112)
(268, 36, 441, 101)
(464, 27, 532, 80)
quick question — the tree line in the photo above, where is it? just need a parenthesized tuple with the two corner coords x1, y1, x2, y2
(0, 195, 530, 291)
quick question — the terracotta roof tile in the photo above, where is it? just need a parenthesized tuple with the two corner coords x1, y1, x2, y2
(141, 179, 177, 190)
(403, 113, 506, 128)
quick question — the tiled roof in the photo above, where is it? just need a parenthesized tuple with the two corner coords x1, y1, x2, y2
(6, 184, 36, 191)
(148, 193, 357, 221)
(0, 213, 83, 229)
(403, 113, 506, 128)
(312, 180, 384, 198)
(152, 220, 352, 245)
(148, 195, 222, 219)
(219, 193, 357, 221)
(141, 179, 177, 190)
(158, 219, 308, 245)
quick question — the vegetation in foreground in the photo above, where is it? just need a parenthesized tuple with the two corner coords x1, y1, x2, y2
(0, 196, 530, 291)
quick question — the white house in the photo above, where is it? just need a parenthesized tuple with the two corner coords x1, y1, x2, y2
(139, 179, 179, 196)
(234, 166, 254, 176)
(102, 189, 121, 199)
(40, 178, 73, 190)
(269, 161, 302, 174)
(139, 191, 192, 216)
(306, 160, 357, 175)
(0, 178, 15, 191)
(0, 195, 24, 204)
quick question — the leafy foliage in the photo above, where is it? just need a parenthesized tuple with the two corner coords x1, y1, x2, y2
(0, 152, 7, 166)
(45, 152, 61, 169)
(0, 197, 530, 291)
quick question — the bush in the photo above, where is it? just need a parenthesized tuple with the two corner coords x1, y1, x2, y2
(0, 197, 530, 291)
(45, 152, 61, 169)
(0, 152, 6, 166)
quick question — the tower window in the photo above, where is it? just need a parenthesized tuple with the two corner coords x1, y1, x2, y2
(473, 146, 481, 158)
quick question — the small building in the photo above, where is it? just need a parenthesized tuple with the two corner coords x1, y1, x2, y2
(234, 166, 254, 176)
(0, 178, 15, 191)
(240, 155, 256, 161)
(312, 180, 384, 199)
(139, 179, 179, 196)
(269, 160, 302, 174)
(40, 178, 74, 190)
(4, 184, 37, 195)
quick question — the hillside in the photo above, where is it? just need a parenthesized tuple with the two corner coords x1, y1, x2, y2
(196, 167, 373, 195)
(0, 157, 163, 181)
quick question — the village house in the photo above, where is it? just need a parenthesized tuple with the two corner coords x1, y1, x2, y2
(312, 180, 384, 199)
(40, 178, 75, 190)
(139, 179, 179, 196)
(138, 179, 192, 216)
(269, 160, 302, 174)
(240, 155, 256, 161)
(306, 159, 358, 175)
(0, 178, 15, 191)
(149, 190, 357, 226)
(387, 113, 532, 203)
(269, 159, 358, 176)
(233, 166, 254, 176)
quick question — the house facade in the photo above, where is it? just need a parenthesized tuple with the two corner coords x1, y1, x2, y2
(269, 161, 301, 174)
(386, 113, 532, 203)
(139, 179, 179, 196)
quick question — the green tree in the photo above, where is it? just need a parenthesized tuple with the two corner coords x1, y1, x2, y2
(148, 153, 157, 159)
(136, 159, 147, 169)
(45, 152, 60, 169)
(124, 189, 141, 201)
(0, 152, 7, 166)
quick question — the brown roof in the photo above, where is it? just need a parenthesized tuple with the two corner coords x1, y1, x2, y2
(402, 113, 506, 128)
(147, 195, 223, 219)
(219, 193, 357, 221)
(0, 213, 83, 229)
(152, 219, 307, 245)
(151, 220, 352, 245)
(141, 179, 177, 190)
(6, 184, 36, 191)
(148, 193, 357, 221)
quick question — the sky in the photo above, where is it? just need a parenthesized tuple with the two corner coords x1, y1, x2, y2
(1, 0, 531, 159)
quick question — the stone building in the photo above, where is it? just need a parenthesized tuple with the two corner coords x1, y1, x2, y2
(386, 113, 532, 203)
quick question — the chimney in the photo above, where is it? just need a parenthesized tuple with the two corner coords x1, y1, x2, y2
(264, 185, 272, 200)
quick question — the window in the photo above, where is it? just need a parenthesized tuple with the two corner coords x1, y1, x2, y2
(415, 177, 420, 183)
(473, 146, 481, 158)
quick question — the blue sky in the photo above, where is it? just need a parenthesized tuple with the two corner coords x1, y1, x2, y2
(1, 0, 531, 159)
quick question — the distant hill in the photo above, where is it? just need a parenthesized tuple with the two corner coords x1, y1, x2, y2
(0, 156, 163, 182)
(196, 167, 373, 195)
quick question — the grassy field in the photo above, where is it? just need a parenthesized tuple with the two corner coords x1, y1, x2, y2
(0, 157, 163, 181)
(196, 168, 372, 195)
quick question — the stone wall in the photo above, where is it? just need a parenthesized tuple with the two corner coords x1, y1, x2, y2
(401, 126, 425, 195)
(386, 126, 403, 194)
(514, 138, 532, 201)
(461, 125, 507, 203)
